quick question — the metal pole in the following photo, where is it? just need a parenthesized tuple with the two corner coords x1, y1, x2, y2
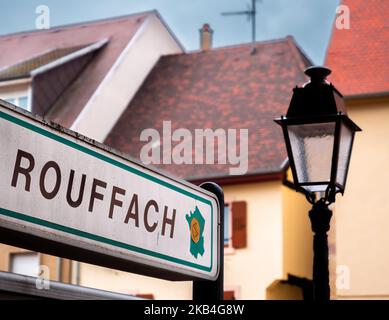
(252, 0, 256, 43)
(309, 201, 332, 300)
(193, 182, 224, 301)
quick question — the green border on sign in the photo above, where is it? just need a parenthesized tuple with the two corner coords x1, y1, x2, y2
(0, 110, 214, 273)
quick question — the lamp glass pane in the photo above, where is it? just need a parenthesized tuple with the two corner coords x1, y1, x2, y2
(336, 122, 354, 188)
(288, 122, 336, 192)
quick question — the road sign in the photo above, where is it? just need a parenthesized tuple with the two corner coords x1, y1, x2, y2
(0, 101, 220, 280)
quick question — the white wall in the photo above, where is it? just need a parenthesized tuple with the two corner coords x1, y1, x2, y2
(71, 14, 183, 142)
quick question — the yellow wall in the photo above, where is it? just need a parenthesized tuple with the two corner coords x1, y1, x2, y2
(282, 172, 313, 280)
(223, 181, 284, 299)
(281, 170, 337, 299)
(335, 97, 389, 298)
(80, 263, 193, 299)
(266, 280, 304, 300)
(0, 244, 31, 272)
(0, 244, 72, 282)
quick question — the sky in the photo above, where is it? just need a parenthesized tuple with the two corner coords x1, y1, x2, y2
(0, 0, 340, 64)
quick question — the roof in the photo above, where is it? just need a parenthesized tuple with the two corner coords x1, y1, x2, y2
(0, 44, 87, 81)
(325, 0, 389, 97)
(0, 12, 152, 127)
(105, 37, 311, 182)
(31, 40, 108, 116)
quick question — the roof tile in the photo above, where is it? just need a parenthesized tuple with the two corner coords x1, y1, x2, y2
(326, 0, 389, 96)
(105, 38, 311, 181)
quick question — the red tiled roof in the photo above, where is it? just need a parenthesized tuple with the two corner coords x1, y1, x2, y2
(325, 0, 389, 97)
(105, 37, 311, 181)
(0, 12, 151, 127)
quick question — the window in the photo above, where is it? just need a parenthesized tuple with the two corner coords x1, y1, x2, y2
(224, 201, 247, 250)
(4, 98, 15, 104)
(224, 205, 232, 247)
(10, 252, 39, 277)
(2, 95, 30, 111)
(18, 96, 28, 109)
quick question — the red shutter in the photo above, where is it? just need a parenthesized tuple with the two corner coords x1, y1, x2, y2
(224, 290, 236, 300)
(136, 293, 154, 299)
(232, 201, 247, 249)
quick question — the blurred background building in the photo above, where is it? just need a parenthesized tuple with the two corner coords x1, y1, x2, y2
(0, 0, 388, 299)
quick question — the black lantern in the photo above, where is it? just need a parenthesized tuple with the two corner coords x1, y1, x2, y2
(275, 66, 361, 204)
(275, 66, 361, 300)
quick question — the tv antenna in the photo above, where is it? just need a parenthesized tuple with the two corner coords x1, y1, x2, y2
(221, 0, 261, 44)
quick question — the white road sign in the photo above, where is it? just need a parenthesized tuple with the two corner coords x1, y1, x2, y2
(0, 102, 220, 280)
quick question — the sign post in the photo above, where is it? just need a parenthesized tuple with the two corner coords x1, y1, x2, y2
(193, 182, 224, 300)
(0, 101, 221, 284)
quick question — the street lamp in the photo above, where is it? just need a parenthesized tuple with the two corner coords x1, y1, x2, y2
(275, 66, 361, 300)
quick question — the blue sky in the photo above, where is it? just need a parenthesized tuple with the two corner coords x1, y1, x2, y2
(0, 0, 339, 64)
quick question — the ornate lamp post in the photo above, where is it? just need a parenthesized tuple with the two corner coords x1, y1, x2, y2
(275, 66, 362, 300)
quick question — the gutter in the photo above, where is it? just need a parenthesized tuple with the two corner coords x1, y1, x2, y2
(189, 158, 290, 186)
(344, 91, 389, 101)
(189, 171, 285, 186)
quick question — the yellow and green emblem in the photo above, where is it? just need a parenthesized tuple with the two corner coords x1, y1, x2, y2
(186, 206, 205, 258)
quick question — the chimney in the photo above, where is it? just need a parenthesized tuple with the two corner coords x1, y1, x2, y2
(199, 23, 213, 50)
